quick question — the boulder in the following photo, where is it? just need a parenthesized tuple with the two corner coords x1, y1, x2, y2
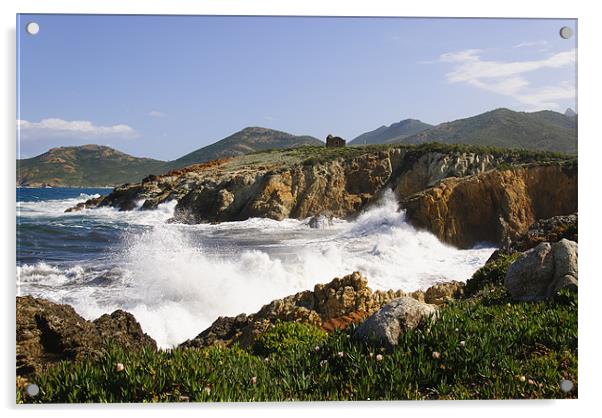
(16, 296, 156, 376)
(551, 239, 578, 294)
(353, 297, 438, 348)
(504, 239, 578, 301)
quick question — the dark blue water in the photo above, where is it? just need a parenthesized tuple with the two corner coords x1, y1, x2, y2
(17, 188, 116, 265)
(17, 187, 110, 203)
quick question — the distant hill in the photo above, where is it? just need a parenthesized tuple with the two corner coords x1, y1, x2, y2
(17, 145, 167, 187)
(349, 119, 433, 145)
(17, 128, 324, 187)
(393, 109, 577, 154)
(166, 127, 323, 170)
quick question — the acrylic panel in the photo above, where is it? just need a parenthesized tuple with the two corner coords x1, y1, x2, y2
(16, 14, 578, 403)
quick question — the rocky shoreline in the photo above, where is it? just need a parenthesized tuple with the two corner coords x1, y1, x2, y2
(66, 144, 577, 248)
(17, 213, 578, 379)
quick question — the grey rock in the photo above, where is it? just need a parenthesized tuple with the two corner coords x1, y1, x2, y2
(353, 297, 438, 348)
(504, 239, 578, 301)
(551, 239, 578, 293)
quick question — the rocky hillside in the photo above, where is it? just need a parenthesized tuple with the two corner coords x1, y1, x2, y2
(165, 127, 323, 170)
(70, 144, 577, 248)
(17, 145, 166, 187)
(393, 109, 577, 154)
(349, 119, 433, 145)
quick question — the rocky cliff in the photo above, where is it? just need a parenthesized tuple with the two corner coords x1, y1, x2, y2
(402, 163, 577, 248)
(70, 144, 576, 248)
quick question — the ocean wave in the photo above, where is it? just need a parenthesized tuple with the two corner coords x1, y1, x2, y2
(17, 189, 496, 348)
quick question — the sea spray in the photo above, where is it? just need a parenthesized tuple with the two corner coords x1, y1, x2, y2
(17, 189, 495, 348)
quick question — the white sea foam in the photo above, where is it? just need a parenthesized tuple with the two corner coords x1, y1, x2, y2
(18, 193, 178, 226)
(17, 190, 496, 348)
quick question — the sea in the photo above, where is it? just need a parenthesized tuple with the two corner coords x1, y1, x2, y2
(16, 187, 496, 348)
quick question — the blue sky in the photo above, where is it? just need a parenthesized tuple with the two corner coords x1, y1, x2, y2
(17, 15, 577, 160)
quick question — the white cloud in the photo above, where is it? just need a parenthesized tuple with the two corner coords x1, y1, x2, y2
(439, 48, 576, 109)
(514, 40, 549, 48)
(17, 118, 137, 141)
(148, 110, 167, 118)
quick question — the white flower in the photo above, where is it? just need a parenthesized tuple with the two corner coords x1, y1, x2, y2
(459, 340, 466, 347)
(314, 346, 321, 352)
(320, 359, 328, 367)
(251, 376, 257, 385)
(375, 354, 384, 362)
(432, 351, 441, 359)
(114, 363, 125, 372)
(337, 351, 345, 358)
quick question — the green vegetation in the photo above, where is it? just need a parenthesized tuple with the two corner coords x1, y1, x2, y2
(20, 282, 577, 402)
(395, 108, 577, 154)
(465, 252, 520, 297)
(269, 141, 574, 168)
(17, 145, 167, 187)
(253, 322, 328, 357)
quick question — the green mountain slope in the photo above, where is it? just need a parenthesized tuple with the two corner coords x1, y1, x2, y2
(394, 109, 577, 154)
(349, 119, 433, 145)
(166, 127, 323, 170)
(17, 145, 167, 187)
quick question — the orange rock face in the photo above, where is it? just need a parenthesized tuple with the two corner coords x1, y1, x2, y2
(402, 163, 577, 248)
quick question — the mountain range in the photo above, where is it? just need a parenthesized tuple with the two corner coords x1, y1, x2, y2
(389, 108, 577, 154)
(16, 108, 577, 187)
(348, 119, 433, 145)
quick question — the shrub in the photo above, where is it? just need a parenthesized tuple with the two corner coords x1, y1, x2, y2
(465, 252, 520, 297)
(253, 322, 327, 357)
(302, 157, 321, 166)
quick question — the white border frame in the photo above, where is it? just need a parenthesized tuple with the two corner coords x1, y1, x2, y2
(2, 1, 600, 417)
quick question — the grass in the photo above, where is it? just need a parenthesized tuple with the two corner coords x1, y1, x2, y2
(19, 286, 577, 402)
